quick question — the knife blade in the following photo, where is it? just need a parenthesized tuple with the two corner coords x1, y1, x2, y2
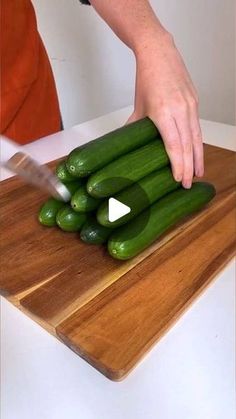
(0, 136, 71, 202)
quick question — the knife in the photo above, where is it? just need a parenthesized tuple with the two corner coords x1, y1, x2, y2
(0, 136, 71, 202)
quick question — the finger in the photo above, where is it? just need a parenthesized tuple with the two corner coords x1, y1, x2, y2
(152, 115, 183, 182)
(175, 105, 194, 189)
(188, 102, 204, 177)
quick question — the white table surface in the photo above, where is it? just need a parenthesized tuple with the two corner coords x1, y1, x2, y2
(1, 107, 235, 419)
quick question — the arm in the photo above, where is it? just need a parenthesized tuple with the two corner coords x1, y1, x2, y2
(89, 0, 204, 188)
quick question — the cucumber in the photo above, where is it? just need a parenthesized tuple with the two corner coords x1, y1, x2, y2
(97, 167, 180, 227)
(66, 118, 158, 177)
(38, 181, 86, 227)
(108, 182, 216, 260)
(65, 181, 85, 196)
(80, 219, 112, 245)
(87, 140, 169, 198)
(56, 160, 78, 183)
(71, 185, 101, 212)
(56, 205, 88, 232)
(38, 198, 65, 227)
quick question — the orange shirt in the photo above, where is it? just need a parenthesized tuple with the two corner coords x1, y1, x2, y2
(0, 0, 61, 144)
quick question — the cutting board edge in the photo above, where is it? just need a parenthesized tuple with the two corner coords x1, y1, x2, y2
(56, 242, 236, 381)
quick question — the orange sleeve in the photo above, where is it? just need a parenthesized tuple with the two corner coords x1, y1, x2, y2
(0, 0, 61, 144)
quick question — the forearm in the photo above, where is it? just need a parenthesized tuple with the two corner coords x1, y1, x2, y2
(88, 0, 203, 187)
(89, 0, 169, 56)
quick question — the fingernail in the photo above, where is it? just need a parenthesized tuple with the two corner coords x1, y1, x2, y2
(183, 181, 192, 189)
(174, 174, 182, 182)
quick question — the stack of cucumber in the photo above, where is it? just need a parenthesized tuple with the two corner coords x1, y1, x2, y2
(39, 118, 216, 260)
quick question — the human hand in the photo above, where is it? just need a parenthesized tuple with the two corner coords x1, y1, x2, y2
(128, 30, 204, 188)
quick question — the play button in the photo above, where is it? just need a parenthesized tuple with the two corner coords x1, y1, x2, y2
(108, 197, 131, 223)
(96, 176, 151, 240)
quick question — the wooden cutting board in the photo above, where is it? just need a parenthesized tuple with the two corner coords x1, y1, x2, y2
(0, 144, 235, 380)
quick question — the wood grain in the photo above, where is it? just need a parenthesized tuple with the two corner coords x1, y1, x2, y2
(19, 186, 234, 327)
(57, 198, 236, 380)
(0, 144, 235, 380)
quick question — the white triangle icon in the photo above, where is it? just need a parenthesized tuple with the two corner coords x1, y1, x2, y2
(108, 197, 131, 222)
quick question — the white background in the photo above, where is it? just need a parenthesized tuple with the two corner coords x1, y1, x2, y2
(1, 0, 235, 416)
(32, 0, 236, 129)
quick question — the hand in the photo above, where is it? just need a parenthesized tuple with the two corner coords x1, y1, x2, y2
(128, 30, 204, 188)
